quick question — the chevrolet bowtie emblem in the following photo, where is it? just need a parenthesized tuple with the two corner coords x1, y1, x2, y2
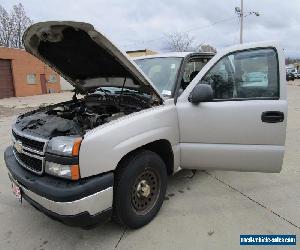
(14, 140, 23, 154)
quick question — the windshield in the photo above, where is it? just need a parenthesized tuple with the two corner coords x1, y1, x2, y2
(134, 57, 182, 96)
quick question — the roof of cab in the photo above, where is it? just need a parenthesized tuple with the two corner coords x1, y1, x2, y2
(133, 51, 215, 60)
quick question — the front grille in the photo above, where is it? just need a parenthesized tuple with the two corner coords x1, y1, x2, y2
(14, 150, 43, 173)
(12, 130, 45, 151)
(12, 128, 47, 174)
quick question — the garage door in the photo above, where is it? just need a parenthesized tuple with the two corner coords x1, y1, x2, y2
(0, 59, 14, 99)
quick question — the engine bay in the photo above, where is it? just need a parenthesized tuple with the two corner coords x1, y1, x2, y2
(15, 89, 153, 139)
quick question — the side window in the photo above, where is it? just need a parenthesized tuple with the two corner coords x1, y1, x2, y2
(202, 48, 279, 100)
(183, 58, 210, 82)
(180, 57, 211, 91)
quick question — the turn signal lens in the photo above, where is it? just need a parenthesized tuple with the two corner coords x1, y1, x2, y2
(72, 138, 82, 156)
(71, 165, 80, 180)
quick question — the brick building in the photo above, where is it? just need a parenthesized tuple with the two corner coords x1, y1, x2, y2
(0, 47, 61, 99)
(126, 49, 158, 57)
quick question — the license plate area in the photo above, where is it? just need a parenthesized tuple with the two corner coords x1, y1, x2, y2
(9, 175, 22, 202)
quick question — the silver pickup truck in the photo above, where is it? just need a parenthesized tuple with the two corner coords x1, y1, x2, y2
(4, 21, 287, 229)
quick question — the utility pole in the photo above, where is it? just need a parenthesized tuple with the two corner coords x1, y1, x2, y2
(240, 0, 244, 44)
(235, 0, 260, 44)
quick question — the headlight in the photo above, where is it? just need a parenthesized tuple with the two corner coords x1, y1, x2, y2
(47, 136, 82, 157)
(45, 162, 80, 180)
(46, 136, 82, 180)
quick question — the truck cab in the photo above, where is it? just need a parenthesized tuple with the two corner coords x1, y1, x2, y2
(4, 21, 287, 229)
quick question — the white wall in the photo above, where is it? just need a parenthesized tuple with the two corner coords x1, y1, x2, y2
(60, 77, 74, 91)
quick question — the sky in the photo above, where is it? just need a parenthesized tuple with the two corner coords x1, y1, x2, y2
(1, 0, 299, 57)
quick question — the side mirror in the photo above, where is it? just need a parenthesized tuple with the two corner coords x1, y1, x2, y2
(188, 84, 213, 104)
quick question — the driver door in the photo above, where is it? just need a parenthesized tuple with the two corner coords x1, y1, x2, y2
(176, 42, 287, 172)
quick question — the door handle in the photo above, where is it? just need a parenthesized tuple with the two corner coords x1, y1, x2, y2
(261, 111, 284, 123)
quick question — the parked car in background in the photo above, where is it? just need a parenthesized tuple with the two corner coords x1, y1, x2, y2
(286, 69, 295, 81)
(286, 72, 295, 81)
(4, 21, 288, 229)
(290, 68, 299, 79)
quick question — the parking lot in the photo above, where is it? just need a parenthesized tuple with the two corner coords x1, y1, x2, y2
(0, 82, 299, 250)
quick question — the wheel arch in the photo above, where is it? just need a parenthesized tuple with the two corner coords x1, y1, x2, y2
(115, 139, 174, 176)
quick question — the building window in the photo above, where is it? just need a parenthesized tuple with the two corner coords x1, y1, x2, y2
(27, 74, 36, 84)
(48, 74, 57, 83)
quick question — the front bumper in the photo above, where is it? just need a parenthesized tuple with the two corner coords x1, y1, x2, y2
(4, 146, 114, 227)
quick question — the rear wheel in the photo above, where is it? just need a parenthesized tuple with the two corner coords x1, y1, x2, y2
(113, 150, 167, 229)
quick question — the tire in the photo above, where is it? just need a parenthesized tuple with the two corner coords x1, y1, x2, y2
(113, 150, 167, 229)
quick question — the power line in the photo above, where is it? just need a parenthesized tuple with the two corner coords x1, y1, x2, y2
(122, 16, 236, 47)
(184, 17, 236, 33)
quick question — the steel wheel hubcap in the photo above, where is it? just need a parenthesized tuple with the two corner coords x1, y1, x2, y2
(131, 169, 160, 214)
(136, 180, 151, 198)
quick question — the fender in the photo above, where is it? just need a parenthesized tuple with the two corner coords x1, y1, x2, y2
(79, 102, 180, 177)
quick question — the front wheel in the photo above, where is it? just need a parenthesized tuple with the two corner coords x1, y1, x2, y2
(113, 150, 167, 229)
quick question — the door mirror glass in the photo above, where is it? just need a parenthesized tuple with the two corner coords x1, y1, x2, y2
(188, 83, 213, 104)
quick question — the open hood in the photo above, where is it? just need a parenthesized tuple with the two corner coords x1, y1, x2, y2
(23, 21, 163, 103)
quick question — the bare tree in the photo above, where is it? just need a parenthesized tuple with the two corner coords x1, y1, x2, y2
(195, 43, 217, 53)
(164, 32, 195, 52)
(0, 5, 13, 47)
(11, 3, 32, 48)
(0, 3, 32, 48)
(286, 57, 300, 65)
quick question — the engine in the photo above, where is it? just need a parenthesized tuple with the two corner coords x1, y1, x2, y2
(15, 91, 152, 139)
